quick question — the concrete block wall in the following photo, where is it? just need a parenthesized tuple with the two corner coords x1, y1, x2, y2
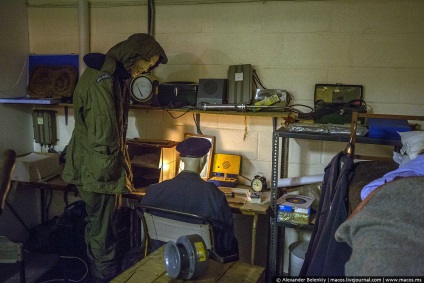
(28, 0, 424, 181)
(26, 0, 424, 271)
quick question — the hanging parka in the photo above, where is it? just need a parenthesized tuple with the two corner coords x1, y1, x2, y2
(63, 34, 167, 194)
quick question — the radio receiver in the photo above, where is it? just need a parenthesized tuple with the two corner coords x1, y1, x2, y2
(227, 64, 253, 105)
(208, 153, 241, 187)
(158, 81, 198, 108)
(196, 79, 228, 105)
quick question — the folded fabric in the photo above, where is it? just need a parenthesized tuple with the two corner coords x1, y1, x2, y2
(360, 154, 424, 200)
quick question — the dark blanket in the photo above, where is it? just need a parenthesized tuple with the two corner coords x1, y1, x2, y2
(348, 161, 398, 213)
(336, 176, 424, 276)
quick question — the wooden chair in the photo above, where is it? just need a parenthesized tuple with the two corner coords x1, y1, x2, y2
(0, 149, 61, 283)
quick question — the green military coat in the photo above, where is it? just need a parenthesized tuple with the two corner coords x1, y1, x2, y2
(63, 34, 167, 194)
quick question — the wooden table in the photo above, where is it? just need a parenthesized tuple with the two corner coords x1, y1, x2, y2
(237, 201, 269, 265)
(110, 245, 265, 283)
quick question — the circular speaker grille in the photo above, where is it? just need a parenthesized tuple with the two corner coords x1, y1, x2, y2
(222, 161, 231, 169)
(203, 80, 218, 95)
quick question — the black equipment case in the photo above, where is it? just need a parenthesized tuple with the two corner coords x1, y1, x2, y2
(157, 82, 198, 108)
(313, 84, 366, 124)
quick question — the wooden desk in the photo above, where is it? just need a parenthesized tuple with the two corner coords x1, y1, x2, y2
(16, 176, 76, 222)
(18, 178, 269, 265)
(110, 245, 265, 283)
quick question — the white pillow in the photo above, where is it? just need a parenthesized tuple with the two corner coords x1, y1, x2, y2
(398, 131, 424, 160)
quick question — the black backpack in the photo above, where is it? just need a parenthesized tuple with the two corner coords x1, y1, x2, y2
(55, 200, 87, 258)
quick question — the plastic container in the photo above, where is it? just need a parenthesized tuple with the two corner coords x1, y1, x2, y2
(368, 118, 410, 140)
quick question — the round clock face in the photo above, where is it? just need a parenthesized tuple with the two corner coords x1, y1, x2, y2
(130, 75, 154, 102)
(251, 176, 267, 192)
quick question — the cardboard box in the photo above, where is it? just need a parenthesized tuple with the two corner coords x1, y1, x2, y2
(11, 152, 60, 182)
(277, 194, 315, 225)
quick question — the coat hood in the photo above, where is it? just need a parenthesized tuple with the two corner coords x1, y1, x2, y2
(106, 33, 168, 71)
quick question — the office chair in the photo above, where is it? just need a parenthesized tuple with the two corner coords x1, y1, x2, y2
(0, 149, 61, 283)
(138, 204, 237, 264)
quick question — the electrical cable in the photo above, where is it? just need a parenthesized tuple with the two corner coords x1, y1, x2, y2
(299, 99, 368, 121)
(252, 70, 266, 89)
(286, 91, 292, 105)
(160, 107, 192, 119)
(288, 104, 314, 112)
(193, 113, 203, 135)
(243, 116, 248, 141)
(45, 188, 53, 221)
(0, 56, 28, 93)
(148, 0, 155, 36)
(38, 255, 89, 283)
(239, 174, 252, 182)
(252, 77, 258, 89)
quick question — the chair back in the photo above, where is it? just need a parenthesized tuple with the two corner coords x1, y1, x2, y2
(0, 236, 23, 263)
(138, 204, 215, 250)
(0, 149, 16, 215)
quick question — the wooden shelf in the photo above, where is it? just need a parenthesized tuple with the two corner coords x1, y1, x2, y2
(7, 101, 287, 129)
(9, 102, 289, 119)
(58, 103, 290, 118)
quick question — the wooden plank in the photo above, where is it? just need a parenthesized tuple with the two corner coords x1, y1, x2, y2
(354, 154, 395, 162)
(112, 245, 264, 283)
(155, 260, 236, 283)
(356, 113, 424, 121)
(110, 247, 166, 283)
(127, 138, 178, 148)
(129, 105, 290, 118)
(217, 261, 265, 283)
(57, 103, 289, 118)
(240, 202, 269, 215)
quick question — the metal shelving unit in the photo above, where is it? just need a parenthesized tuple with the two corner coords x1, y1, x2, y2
(266, 124, 405, 280)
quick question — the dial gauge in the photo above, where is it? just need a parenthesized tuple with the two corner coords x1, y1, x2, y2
(130, 74, 158, 103)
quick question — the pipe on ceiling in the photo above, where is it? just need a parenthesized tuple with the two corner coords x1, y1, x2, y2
(78, 0, 90, 76)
